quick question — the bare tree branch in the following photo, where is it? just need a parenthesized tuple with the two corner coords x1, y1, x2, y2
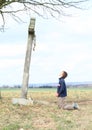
(0, 0, 90, 29)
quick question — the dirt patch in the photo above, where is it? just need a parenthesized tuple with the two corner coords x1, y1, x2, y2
(32, 117, 56, 130)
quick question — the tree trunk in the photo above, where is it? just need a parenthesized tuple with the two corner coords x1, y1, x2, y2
(21, 18, 35, 99)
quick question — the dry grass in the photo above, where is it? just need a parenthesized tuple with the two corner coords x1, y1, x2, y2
(0, 88, 92, 130)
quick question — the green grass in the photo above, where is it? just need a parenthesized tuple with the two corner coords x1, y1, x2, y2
(0, 88, 92, 130)
(2, 123, 20, 130)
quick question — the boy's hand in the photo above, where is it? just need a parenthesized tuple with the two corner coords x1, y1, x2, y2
(56, 93, 59, 97)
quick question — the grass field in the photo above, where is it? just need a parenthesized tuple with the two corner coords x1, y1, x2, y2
(0, 88, 92, 130)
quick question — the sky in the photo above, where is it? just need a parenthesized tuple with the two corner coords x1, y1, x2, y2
(0, 2, 92, 85)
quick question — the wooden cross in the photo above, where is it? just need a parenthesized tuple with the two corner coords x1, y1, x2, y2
(21, 18, 36, 99)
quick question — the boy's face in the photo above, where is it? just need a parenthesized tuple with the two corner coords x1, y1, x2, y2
(59, 71, 67, 78)
(61, 71, 65, 77)
(59, 71, 65, 78)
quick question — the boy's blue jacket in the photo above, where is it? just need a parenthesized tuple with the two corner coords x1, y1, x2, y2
(57, 78, 67, 97)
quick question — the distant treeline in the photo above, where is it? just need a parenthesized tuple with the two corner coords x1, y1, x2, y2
(0, 84, 92, 88)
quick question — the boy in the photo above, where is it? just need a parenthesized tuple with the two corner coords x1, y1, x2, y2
(56, 71, 79, 110)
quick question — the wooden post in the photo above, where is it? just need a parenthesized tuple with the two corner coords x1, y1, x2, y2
(21, 18, 36, 99)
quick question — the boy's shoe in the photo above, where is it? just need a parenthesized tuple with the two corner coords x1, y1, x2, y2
(73, 103, 80, 110)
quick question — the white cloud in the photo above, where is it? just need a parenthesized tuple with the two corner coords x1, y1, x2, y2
(0, 5, 92, 85)
(0, 59, 24, 69)
(0, 44, 26, 57)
